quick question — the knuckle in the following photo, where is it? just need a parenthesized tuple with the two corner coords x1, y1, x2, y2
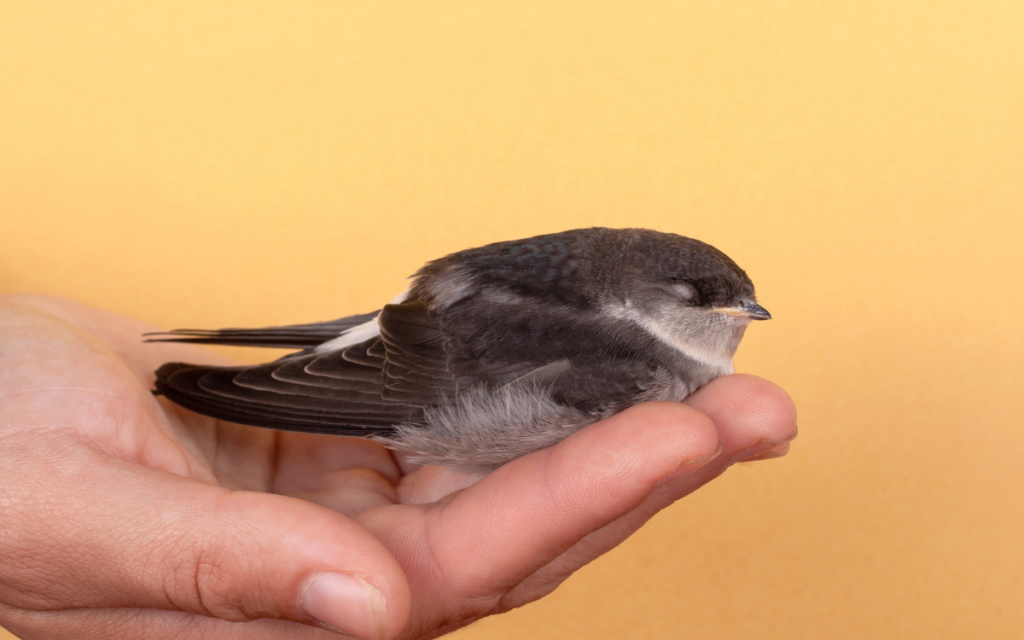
(163, 543, 252, 622)
(158, 499, 282, 624)
(192, 553, 246, 621)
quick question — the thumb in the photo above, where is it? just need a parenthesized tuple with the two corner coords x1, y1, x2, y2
(4, 446, 410, 640)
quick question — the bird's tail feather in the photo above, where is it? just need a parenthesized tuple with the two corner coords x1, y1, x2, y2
(143, 311, 379, 349)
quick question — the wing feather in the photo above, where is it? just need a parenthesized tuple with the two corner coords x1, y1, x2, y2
(152, 299, 458, 436)
(144, 311, 379, 349)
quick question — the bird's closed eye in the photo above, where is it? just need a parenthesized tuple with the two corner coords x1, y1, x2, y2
(671, 281, 697, 302)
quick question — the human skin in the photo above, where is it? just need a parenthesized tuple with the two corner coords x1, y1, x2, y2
(0, 295, 797, 640)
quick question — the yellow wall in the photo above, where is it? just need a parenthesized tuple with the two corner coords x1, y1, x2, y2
(1, 2, 1021, 638)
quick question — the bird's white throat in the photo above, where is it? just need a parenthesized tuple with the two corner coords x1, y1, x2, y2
(603, 300, 742, 375)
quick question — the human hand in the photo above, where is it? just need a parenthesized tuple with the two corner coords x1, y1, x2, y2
(0, 295, 796, 640)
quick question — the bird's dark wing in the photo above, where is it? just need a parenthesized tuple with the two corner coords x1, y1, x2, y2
(433, 293, 668, 412)
(143, 311, 380, 349)
(152, 301, 454, 436)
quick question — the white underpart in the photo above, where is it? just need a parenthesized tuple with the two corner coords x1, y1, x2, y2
(604, 300, 737, 373)
(314, 288, 409, 353)
(379, 382, 596, 468)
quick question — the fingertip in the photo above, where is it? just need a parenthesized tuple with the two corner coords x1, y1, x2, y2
(151, 484, 412, 636)
(226, 492, 412, 632)
(739, 442, 791, 462)
(728, 374, 798, 429)
(684, 374, 798, 444)
(301, 572, 390, 640)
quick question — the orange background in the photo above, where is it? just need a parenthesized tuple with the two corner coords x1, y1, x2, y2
(1, 2, 1022, 638)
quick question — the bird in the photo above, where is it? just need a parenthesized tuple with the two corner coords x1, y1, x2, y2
(149, 227, 770, 467)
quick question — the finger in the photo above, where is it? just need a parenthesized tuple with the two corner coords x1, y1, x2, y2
(1, 603, 353, 640)
(497, 375, 797, 609)
(269, 433, 403, 517)
(359, 401, 721, 635)
(1, 443, 410, 640)
(741, 442, 790, 462)
(682, 373, 798, 458)
(394, 464, 487, 505)
(571, 374, 797, 563)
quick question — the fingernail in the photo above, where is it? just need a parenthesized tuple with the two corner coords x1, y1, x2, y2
(729, 425, 799, 466)
(658, 442, 724, 485)
(738, 442, 791, 462)
(303, 573, 388, 640)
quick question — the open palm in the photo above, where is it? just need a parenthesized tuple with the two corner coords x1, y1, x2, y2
(0, 295, 796, 640)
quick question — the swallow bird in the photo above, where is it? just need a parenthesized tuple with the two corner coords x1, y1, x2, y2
(150, 227, 770, 467)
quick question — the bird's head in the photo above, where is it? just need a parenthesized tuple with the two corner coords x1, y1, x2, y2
(601, 229, 770, 372)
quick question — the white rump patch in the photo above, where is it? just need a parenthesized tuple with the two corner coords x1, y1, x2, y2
(424, 266, 477, 309)
(314, 288, 409, 353)
(315, 319, 380, 352)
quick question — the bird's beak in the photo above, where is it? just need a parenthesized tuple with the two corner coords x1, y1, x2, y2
(713, 299, 772, 321)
